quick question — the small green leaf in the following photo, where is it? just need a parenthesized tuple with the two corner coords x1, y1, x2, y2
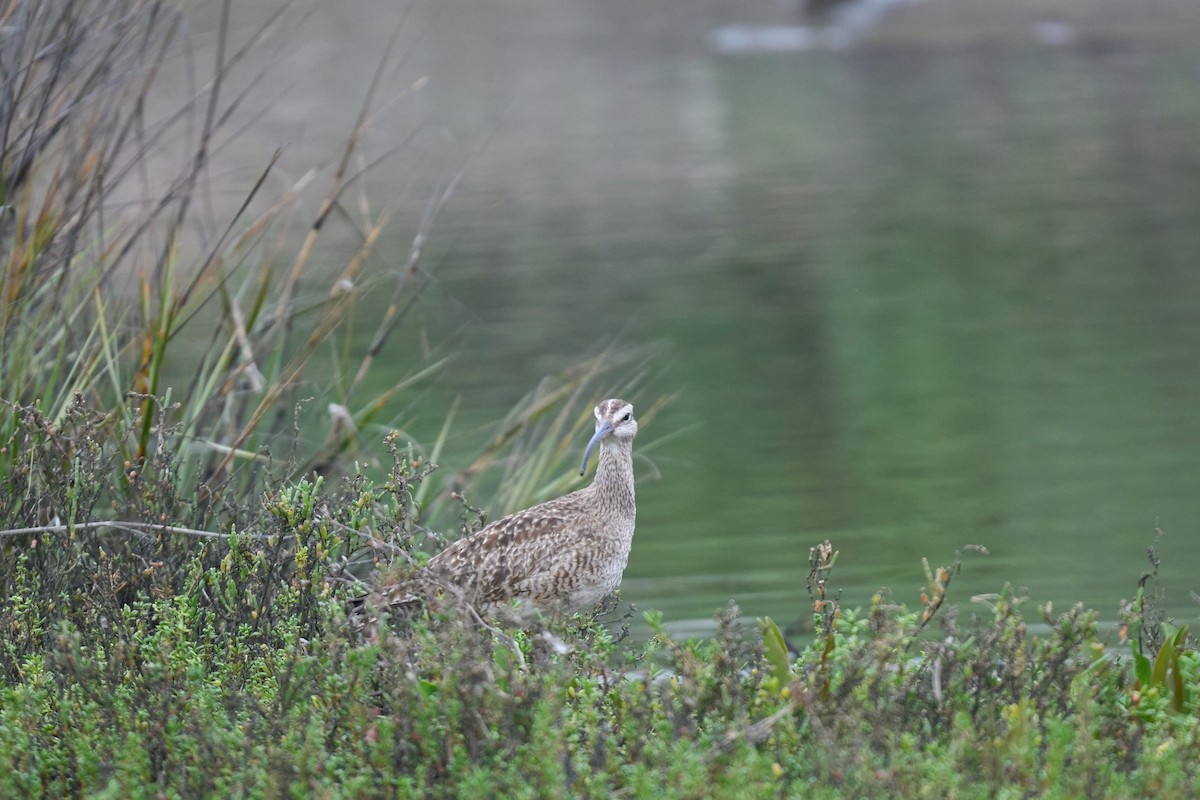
(759, 616, 791, 684)
(1169, 655, 1185, 713)
(1169, 625, 1189, 713)
(1151, 631, 1176, 688)
(1132, 643, 1152, 687)
(822, 632, 836, 661)
(1171, 624, 1189, 652)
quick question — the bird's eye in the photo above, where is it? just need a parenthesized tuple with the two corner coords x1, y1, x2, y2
(622, 412, 631, 422)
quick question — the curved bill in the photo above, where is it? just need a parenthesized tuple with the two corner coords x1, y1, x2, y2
(579, 421, 613, 476)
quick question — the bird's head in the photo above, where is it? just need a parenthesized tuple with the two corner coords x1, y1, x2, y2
(579, 399, 637, 476)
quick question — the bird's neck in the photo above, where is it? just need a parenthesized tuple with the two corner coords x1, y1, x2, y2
(593, 438, 635, 517)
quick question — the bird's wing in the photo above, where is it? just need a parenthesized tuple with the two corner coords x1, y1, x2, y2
(427, 494, 596, 604)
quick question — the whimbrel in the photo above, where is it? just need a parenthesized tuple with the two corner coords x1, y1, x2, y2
(358, 399, 639, 622)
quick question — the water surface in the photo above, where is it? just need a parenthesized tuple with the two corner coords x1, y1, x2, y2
(184, 0, 1200, 632)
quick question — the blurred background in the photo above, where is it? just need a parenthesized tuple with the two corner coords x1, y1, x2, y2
(177, 0, 1200, 633)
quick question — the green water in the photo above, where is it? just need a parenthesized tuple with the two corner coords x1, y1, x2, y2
(417, 33, 1200, 630)
(193, 2, 1200, 631)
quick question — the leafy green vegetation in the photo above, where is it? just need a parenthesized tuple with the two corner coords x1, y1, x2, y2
(1, 413, 1197, 798)
(3, 2, 1198, 798)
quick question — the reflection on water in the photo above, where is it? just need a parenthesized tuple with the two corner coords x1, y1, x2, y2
(709, 0, 928, 54)
(186, 0, 1200, 633)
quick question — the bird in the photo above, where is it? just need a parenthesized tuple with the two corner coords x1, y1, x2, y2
(355, 398, 639, 624)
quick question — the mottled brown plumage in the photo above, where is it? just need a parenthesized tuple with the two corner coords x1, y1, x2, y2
(360, 399, 639, 621)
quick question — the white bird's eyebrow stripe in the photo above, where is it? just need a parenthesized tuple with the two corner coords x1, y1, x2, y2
(597, 399, 633, 419)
